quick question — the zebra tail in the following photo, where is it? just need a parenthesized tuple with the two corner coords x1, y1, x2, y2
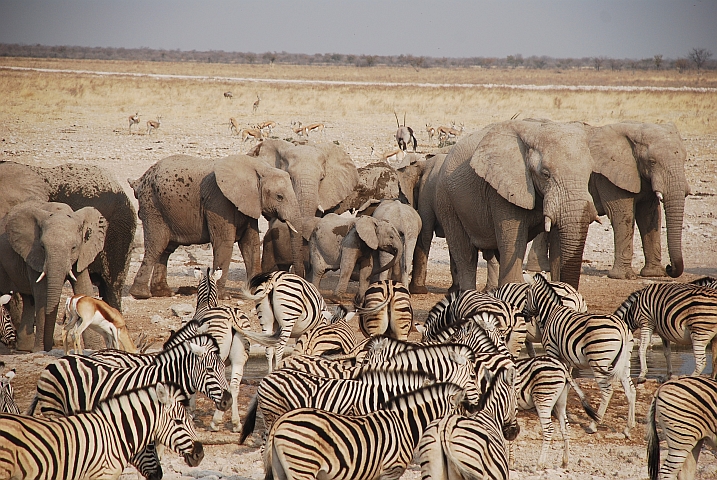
(236, 327, 283, 347)
(646, 395, 660, 480)
(566, 374, 600, 422)
(239, 395, 258, 445)
(263, 431, 275, 480)
(26, 394, 39, 416)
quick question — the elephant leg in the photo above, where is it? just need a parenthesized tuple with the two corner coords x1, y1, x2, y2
(237, 220, 261, 284)
(409, 240, 430, 294)
(635, 196, 665, 277)
(150, 244, 178, 297)
(604, 200, 638, 279)
(448, 253, 461, 293)
(482, 250, 499, 292)
(13, 294, 35, 352)
(495, 220, 529, 286)
(355, 256, 374, 304)
(443, 222, 479, 291)
(526, 232, 551, 272)
(130, 224, 172, 299)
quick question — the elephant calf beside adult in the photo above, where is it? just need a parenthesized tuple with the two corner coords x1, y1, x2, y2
(129, 154, 303, 300)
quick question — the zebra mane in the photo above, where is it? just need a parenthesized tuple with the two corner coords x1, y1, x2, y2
(248, 270, 276, 290)
(363, 334, 411, 353)
(690, 276, 717, 287)
(353, 367, 437, 385)
(474, 364, 511, 413)
(163, 319, 201, 349)
(85, 382, 189, 413)
(158, 333, 220, 359)
(613, 289, 642, 320)
(380, 382, 463, 411)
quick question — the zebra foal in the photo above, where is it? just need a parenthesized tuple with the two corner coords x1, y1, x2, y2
(0, 293, 17, 351)
(0, 382, 202, 480)
(647, 375, 717, 480)
(0, 363, 19, 414)
(264, 383, 470, 480)
(356, 280, 414, 340)
(615, 282, 717, 383)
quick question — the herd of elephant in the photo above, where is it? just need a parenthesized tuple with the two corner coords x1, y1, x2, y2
(0, 119, 688, 353)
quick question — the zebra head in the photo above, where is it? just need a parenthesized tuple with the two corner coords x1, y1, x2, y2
(474, 360, 520, 441)
(613, 288, 643, 331)
(153, 383, 205, 467)
(0, 365, 20, 415)
(186, 335, 232, 411)
(0, 294, 17, 350)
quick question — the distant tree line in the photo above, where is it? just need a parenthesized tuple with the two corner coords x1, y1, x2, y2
(0, 43, 713, 72)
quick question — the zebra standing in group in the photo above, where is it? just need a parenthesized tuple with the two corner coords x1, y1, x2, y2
(690, 276, 717, 289)
(0, 383, 203, 480)
(293, 305, 359, 357)
(264, 382, 469, 480)
(647, 375, 717, 480)
(613, 282, 717, 383)
(0, 293, 17, 351)
(0, 363, 19, 414)
(356, 280, 414, 340)
(525, 273, 636, 437)
(239, 271, 329, 372)
(418, 364, 520, 480)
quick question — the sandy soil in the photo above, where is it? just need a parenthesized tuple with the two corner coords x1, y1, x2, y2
(2, 84, 717, 479)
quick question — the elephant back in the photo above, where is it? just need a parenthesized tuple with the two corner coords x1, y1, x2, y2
(0, 162, 50, 223)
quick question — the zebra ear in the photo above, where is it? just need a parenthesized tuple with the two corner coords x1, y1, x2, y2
(447, 350, 468, 365)
(211, 268, 222, 281)
(156, 383, 169, 404)
(414, 322, 426, 334)
(0, 294, 11, 306)
(344, 311, 356, 322)
(194, 268, 203, 280)
(321, 311, 333, 322)
(190, 342, 208, 356)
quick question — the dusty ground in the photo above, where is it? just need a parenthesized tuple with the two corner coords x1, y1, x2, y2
(1, 63, 717, 479)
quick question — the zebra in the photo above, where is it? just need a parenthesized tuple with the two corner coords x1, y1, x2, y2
(0, 293, 17, 351)
(279, 354, 358, 379)
(0, 382, 203, 480)
(293, 305, 359, 357)
(356, 280, 414, 340)
(423, 314, 514, 359)
(525, 272, 636, 437)
(418, 363, 520, 480)
(493, 279, 587, 356)
(419, 290, 527, 357)
(264, 382, 469, 480)
(690, 275, 717, 289)
(238, 271, 329, 372)
(192, 266, 222, 320)
(614, 282, 717, 384)
(647, 375, 717, 480)
(240, 367, 436, 444)
(513, 355, 599, 469)
(0, 363, 19, 415)
(30, 334, 231, 418)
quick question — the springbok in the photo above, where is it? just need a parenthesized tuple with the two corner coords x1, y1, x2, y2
(146, 116, 162, 135)
(241, 127, 264, 143)
(257, 121, 277, 136)
(371, 146, 406, 164)
(292, 121, 306, 136)
(224, 91, 233, 99)
(425, 124, 436, 143)
(303, 122, 325, 137)
(59, 295, 137, 354)
(252, 95, 260, 113)
(394, 112, 417, 152)
(128, 112, 140, 133)
(229, 117, 240, 135)
(437, 122, 464, 142)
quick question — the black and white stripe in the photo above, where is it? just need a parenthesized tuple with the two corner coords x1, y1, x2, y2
(356, 280, 413, 340)
(0, 364, 19, 415)
(689, 275, 717, 290)
(239, 271, 328, 372)
(0, 293, 16, 350)
(294, 305, 359, 357)
(525, 273, 636, 437)
(0, 383, 202, 480)
(31, 334, 231, 418)
(647, 375, 717, 480)
(264, 382, 469, 480)
(614, 282, 717, 383)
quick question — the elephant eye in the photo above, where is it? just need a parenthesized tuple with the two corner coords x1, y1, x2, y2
(541, 169, 551, 179)
(277, 193, 284, 202)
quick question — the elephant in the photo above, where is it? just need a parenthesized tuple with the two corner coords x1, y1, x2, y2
(357, 199, 422, 288)
(307, 213, 403, 302)
(0, 202, 107, 351)
(0, 161, 137, 313)
(526, 122, 688, 280)
(128, 154, 303, 299)
(435, 120, 598, 290)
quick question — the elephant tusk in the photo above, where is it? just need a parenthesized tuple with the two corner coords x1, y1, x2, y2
(656, 191, 664, 203)
(593, 214, 602, 225)
(285, 220, 299, 234)
(36, 271, 46, 283)
(317, 205, 325, 214)
(544, 216, 552, 233)
(69, 270, 78, 281)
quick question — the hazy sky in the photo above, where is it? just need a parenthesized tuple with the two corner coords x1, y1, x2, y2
(1, 1, 715, 60)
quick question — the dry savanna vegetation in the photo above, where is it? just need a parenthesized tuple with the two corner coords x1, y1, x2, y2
(1, 57, 717, 479)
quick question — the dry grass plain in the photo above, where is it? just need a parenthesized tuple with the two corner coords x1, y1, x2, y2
(1, 57, 717, 479)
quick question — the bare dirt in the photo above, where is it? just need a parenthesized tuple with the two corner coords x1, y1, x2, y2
(2, 74, 717, 479)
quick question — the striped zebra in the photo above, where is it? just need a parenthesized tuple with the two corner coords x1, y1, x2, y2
(526, 273, 636, 437)
(419, 290, 527, 357)
(418, 362, 520, 480)
(513, 355, 599, 469)
(239, 271, 329, 372)
(614, 282, 717, 383)
(280, 354, 358, 379)
(30, 334, 231, 418)
(240, 368, 436, 444)
(294, 305, 359, 357)
(423, 315, 513, 358)
(0, 364, 19, 415)
(0, 382, 202, 480)
(0, 293, 17, 351)
(647, 375, 717, 480)
(356, 280, 414, 340)
(264, 382, 469, 480)
(493, 279, 587, 356)
(192, 266, 222, 320)
(690, 276, 717, 289)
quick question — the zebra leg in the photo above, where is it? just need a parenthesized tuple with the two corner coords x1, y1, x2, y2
(553, 385, 570, 468)
(535, 402, 556, 469)
(663, 338, 674, 381)
(619, 373, 637, 438)
(587, 376, 614, 434)
(661, 445, 694, 480)
(216, 337, 248, 432)
(636, 328, 653, 384)
(689, 334, 709, 376)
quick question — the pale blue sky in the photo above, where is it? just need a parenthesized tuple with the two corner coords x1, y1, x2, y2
(0, 1, 715, 59)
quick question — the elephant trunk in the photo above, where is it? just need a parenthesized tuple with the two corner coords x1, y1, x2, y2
(288, 222, 305, 277)
(39, 261, 71, 351)
(372, 244, 403, 277)
(293, 177, 322, 218)
(663, 189, 685, 278)
(547, 195, 595, 289)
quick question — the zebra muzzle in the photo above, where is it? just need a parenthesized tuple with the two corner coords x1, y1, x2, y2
(215, 390, 233, 411)
(184, 442, 205, 467)
(503, 423, 520, 441)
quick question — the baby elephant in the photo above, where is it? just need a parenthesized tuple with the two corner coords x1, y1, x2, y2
(309, 213, 403, 303)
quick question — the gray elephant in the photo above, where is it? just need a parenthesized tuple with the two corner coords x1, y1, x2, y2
(0, 161, 137, 312)
(435, 120, 598, 290)
(0, 202, 107, 351)
(527, 122, 688, 280)
(308, 213, 402, 302)
(129, 154, 303, 299)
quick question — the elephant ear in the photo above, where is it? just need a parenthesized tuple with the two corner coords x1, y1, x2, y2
(214, 155, 262, 219)
(5, 202, 50, 272)
(588, 124, 641, 194)
(470, 124, 536, 210)
(315, 144, 360, 211)
(354, 216, 379, 250)
(75, 207, 107, 272)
